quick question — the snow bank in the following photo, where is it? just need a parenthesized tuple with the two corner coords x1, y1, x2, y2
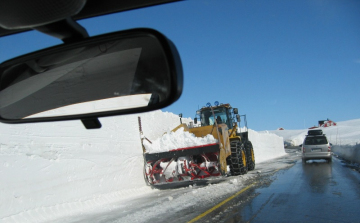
(0, 110, 192, 222)
(248, 129, 286, 163)
(0, 110, 284, 222)
(332, 144, 360, 164)
(324, 119, 360, 146)
(270, 119, 360, 164)
(270, 119, 360, 147)
(269, 129, 306, 147)
(143, 127, 218, 153)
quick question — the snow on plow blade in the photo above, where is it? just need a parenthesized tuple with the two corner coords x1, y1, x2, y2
(144, 143, 223, 186)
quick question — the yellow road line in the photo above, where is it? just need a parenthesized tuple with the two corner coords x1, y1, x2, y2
(188, 183, 255, 223)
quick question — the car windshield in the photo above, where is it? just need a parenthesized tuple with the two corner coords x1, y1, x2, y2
(305, 136, 328, 145)
(1, 1, 359, 223)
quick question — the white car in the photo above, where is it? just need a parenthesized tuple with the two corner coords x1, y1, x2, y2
(301, 130, 332, 163)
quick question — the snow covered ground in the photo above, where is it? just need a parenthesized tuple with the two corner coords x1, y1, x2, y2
(269, 119, 360, 147)
(247, 129, 284, 163)
(269, 119, 360, 163)
(142, 127, 218, 153)
(0, 110, 286, 222)
(1, 111, 359, 222)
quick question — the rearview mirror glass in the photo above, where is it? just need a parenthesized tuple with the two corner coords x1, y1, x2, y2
(0, 28, 183, 123)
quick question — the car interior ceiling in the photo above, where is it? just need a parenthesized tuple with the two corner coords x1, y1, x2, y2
(0, 0, 181, 38)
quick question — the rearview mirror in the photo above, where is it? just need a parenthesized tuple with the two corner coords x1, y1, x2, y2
(0, 28, 183, 123)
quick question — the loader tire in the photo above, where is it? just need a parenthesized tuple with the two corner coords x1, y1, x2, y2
(245, 141, 255, 171)
(228, 141, 248, 176)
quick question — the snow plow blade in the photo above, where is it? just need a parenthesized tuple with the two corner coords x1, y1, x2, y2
(143, 143, 224, 187)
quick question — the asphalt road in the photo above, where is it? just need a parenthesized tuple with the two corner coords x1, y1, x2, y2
(198, 150, 360, 223)
(59, 149, 360, 223)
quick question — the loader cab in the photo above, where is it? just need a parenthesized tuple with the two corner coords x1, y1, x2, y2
(199, 106, 234, 128)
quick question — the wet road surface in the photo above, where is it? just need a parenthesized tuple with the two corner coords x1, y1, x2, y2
(57, 150, 360, 223)
(201, 153, 360, 222)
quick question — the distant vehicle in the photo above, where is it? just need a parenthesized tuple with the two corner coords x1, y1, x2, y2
(301, 129, 332, 163)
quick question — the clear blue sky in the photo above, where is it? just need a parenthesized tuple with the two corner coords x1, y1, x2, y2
(1, 0, 359, 131)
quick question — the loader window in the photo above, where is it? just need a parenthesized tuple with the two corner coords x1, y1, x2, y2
(214, 107, 230, 127)
(200, 109, 212, 126)
(200, 107, 230, 127)
(227, 109, 234, 127)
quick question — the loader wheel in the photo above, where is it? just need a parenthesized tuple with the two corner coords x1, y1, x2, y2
(245, 141, 255, 171)
(228, 141, 248, 176)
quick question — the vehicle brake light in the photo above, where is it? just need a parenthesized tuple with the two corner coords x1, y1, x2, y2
(328, 146, 331, 152)
(302, 147, 305, 153)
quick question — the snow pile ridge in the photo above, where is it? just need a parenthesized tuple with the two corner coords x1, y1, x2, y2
(248, 129, 286, 163)
(270, 118, 360, 146)
(143, 127, 218, 153)
(0, 109, 291, 222)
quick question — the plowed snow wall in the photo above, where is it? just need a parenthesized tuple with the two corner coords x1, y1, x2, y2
(0, 110, 284, 222)
(0, 110, 191, 221)
(332, 144, 360, 164)
(248, 129, 286, 163)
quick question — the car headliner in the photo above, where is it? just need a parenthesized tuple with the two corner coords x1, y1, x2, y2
(0, 0, 181, 38)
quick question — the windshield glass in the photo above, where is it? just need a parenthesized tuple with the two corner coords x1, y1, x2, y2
(200, 107, 230, 126)
(0, 1, 359, 222)
(305, 136, 328, 145)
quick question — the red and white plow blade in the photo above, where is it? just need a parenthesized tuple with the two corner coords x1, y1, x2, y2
(144, 143, 221, 185)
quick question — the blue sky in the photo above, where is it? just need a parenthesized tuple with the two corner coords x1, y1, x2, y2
(0, 0, 359, 131)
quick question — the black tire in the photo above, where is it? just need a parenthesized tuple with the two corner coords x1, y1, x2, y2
(228, 141, 248, 176)
(328, 157, 332, 162)
(245, 141, 255, 171)
(302, 158, 307, 163)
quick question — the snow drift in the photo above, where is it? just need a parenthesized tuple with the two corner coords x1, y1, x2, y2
(143, 127, 218, 153)
(332, 144, 360, 164)
(0, 110, 284, 222)
(248, 129, 285, 163)
(270, 119, 360, 147)
(270, 119, 360, 164)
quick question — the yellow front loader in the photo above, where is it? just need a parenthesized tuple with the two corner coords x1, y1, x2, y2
(140, 101, 255, 188)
